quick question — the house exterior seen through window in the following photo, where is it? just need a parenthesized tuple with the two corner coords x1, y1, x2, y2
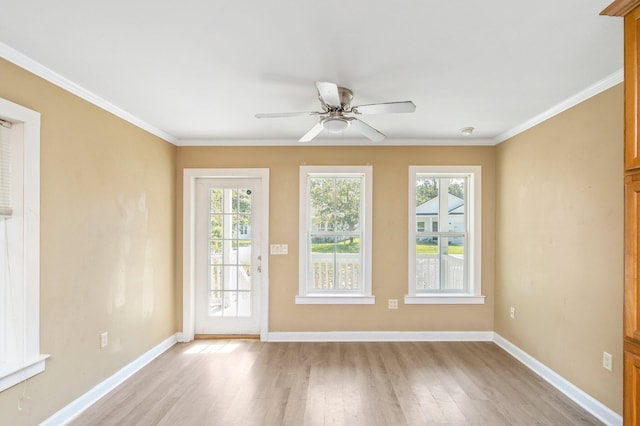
(406, 166, 484, 305)
(297, 166, 373, 304)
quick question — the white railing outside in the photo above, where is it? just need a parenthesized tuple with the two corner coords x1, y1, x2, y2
(307, 252, 464, 292)
(311, 253, 360, 290)
(416, 254, 464, 290)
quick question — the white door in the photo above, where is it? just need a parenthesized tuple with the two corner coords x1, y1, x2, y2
(195, 178, 263, 335)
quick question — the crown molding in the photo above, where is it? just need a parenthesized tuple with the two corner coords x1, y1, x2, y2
(0, 42, 178, 145)
(493, 68, 623, 144)
(176, 137, 497, 147)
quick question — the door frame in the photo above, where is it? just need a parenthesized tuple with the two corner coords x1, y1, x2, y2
(181, 168, 269, 342)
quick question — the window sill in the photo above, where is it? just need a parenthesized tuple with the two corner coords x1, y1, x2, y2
(0, 354, 49, 392)
(296, 295, 375, 305)
(404, 295, 485, 305)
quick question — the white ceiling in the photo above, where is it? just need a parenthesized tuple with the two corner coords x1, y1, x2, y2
(0, 0, 623, 145)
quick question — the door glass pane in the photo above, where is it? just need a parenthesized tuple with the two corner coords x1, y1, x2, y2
(210, 240, 222, 264)
(211, 265, 222, 291)
(237, 292, 251, 316)
(208, 187, 253, 318)
(233, 188, 252, 214)
(210, 214, 222, 239)
(209, 290, 222, 316)
(239, 264, 252, 290)
(222, 292, 237, 317)
(210, 189, 223, 213)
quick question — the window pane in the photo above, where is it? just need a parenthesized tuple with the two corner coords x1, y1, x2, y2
(443, 237, 465, 291)
(311, 236, 335, 290)
(410, 169, 477, 299)
(446, 178, 466, 233)
(416, 237, 439, 290)
(416, 178, 439, 232)
(302, 169, 369, 298)
(310, 178, 336, 231)
(334, 178, 361, 232)
(335, 236, 360, 290)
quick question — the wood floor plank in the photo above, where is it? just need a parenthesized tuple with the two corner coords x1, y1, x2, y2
(71, 340, 604, 425)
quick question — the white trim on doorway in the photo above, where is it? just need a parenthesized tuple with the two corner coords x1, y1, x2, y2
(181, 168, 270, 342)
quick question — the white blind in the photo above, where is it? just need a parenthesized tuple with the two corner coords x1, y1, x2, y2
(0, 122, 12, 217)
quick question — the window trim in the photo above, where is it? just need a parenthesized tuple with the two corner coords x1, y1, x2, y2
(296, 165, 374, 305)
(405, 165, 484, 305)
(0, 97, 47, 392)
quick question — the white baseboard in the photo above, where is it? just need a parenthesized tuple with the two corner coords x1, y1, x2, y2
(493, 333, 622, 426)
(40, 333, 178, 426)
(266, 330, 494, 342)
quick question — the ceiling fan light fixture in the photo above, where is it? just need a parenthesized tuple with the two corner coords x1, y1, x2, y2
(322, 117, 350, 133)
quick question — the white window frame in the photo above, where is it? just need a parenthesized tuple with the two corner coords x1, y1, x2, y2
(405, 165, 484, 305)
(0, 98, 47, 392)
(296, 165, 374, 304)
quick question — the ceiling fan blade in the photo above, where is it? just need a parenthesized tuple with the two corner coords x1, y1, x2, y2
(352, 101, 416, 115)
(349, 119, 385, 142)
(255, 111, 319, 118)
(299, 122, 324, 143)
(315, 81, 342, 108)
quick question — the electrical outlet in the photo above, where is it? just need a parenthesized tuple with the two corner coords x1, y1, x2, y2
(388, 299, 398, 309)
(603, 352, 613, 371)
(100, 332, 108, 348)
(510, 306, 516, 319)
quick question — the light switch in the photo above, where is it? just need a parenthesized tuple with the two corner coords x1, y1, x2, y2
(270, 244, 288, 255)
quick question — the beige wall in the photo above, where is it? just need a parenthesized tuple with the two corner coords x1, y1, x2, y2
(0, 54, 623, 421)
(0, 59, 177, 425)
(495, 84, 624, 413)
(176, 146, 496, 332)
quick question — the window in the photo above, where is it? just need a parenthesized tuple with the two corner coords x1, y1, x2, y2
(0, 98, 46, 392)
(406, 166, 484, 304)
(297, 166, 374, 304)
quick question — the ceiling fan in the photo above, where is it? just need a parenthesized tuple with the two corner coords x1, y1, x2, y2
(255, 81, 416, 143)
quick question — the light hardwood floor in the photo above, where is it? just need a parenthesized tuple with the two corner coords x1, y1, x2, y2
(71, 340, 602, 425)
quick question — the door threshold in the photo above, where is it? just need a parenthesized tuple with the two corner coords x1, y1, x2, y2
(194, 334, 260, 340)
